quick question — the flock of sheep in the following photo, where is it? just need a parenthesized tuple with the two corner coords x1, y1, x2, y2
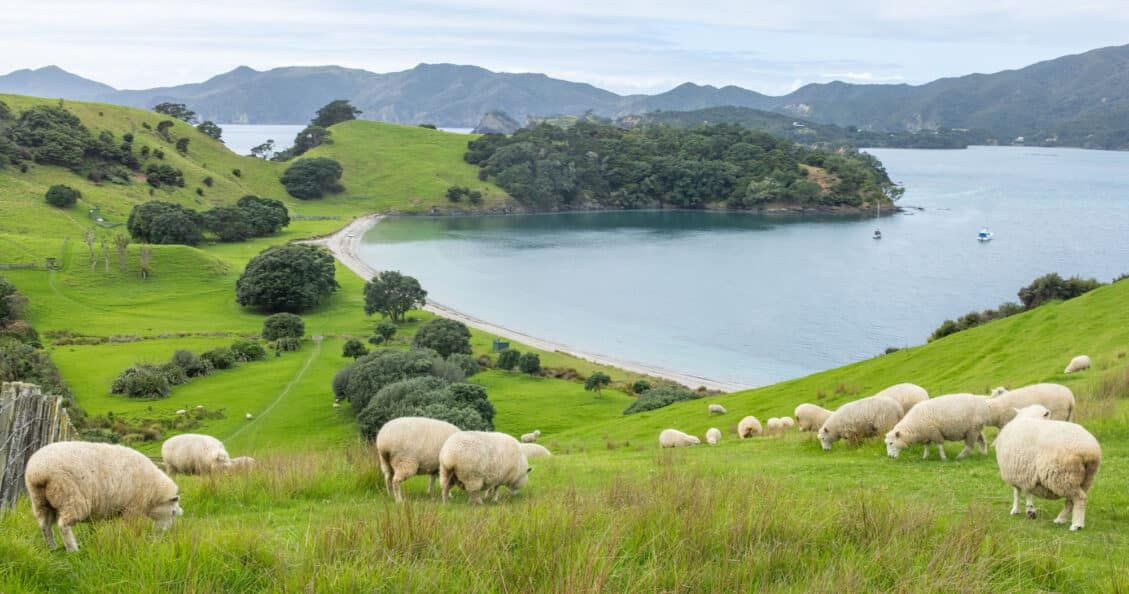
(661, 355, 1101, 531)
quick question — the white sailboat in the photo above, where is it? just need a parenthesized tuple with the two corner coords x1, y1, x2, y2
(978, 226, 993, 242)
(873, 200, 882, 240)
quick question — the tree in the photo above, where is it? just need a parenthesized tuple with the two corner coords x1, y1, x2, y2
(446, 353, 480, 377)
(44, 184, 80, 208)
(631, 380, 652, 394)
(236, 245, 338, 312)
(262, 312, 305, 340)
(343, 339, 369, 359)
(113, 234, 129, 272)
(339, 349, 460, 410)
(356, 378, 492, 441)
(155, 120, 175, 140)
(230, 339, 267, 362)
(250, 139, 275, 159)
(518, 352, 541, 375)
(375, 321, 397, 341)
(203, 206, 255, 242)
(139, 246, 152, 279)
(496, 349, 521, 370)
(12, 105, 91, 168)
(279, 157, 344, 199)
(153, 103, 197, 123)
(83, 229, 96, 267)
(175, 137, 190, 154)
(312, 100, 361, 128)
(126, 201, 204, 245)
(412, 318, 472, 358)
(196, 121, 222, 141)
(0, 276, 23, 324)
(623, 385, 700, 415)
(363, 271, 427, 322)
(201, 347, 236, 370)
(1017, 273, 1102, 309)
(584, 372, 611, 394)
(236, 195, 290, 235)
(171, 349, 210, 377)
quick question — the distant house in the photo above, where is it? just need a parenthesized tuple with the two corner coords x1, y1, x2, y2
(791, 121, 805, 127)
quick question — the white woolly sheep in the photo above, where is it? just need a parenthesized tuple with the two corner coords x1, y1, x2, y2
(1064, 355, 1091, 374)
(986, 383, 1075, 427)
(519, 443, 552, 458)
(229, 456, 257, 471)
(875, 383, 929, 414)
(439, 431, 532, 504)
(706, 427, 722, 445)
(24, 441, 183, 552)
(996, 405, 1101, 530)
(738, 416, 762, 438)
(520, 430, 541, 443)
(794, 404, 832, 432)
(817, 396, 904, 451)
(245, 413, 253, 420)
(991, 386, 1009, 397)
(161, 434, 232, 475)
(766, 418, 782, 434)
(376, 416, 460, 502)
(332, 401, 341, 408)
(884, 393, 990, 460)
(175, 409, 186, 415)
(659, 428, 701, 448)
(708, 404, 727, 415)
(195, 405, 204, 411)
(779, 416, 795, 429)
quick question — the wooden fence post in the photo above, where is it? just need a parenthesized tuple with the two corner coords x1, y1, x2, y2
(0, 382, 77, 509)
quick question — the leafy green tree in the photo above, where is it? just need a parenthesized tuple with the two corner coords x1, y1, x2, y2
(584, 372, 611, 394)
(446, 353, 480, 377)
(230, 339, 267, 362)
(518, 352, 541, 375)
(155, 120, 175, 140)
(144, 163, 184, 187)
(171, 349, 211, 377)
(153, 103, 197, 123)
(412, 318, 472, 358)
(261, 313, 305, 341)
(1018, 273, 1102, 309)
(237, 245, 338, 312)
(175, 137, 190, 154)
(44, 184, 80, 208)
(280, 157, 344, 199)
(375, 321, 397, 341)
(340, 349, 460, 410)
(201, 347, 236, 370)
(203, 206, 255, 242)
(356, 377, 492, 441)
(196, 121, 222, 140)
(0, 276, 24, 324)
(126, 201, 204, 245)
(343, 339, 369, 359)
(363, 270, 427, 322)
(623, 385, 700, 415)
(495, 349, 521, 370)
(236, 195, 290, 236)
(250, 139, 274, 159)
(631, 379, 652, 394)
(311, 100, 361, 128)
(12, 105, 91, 168)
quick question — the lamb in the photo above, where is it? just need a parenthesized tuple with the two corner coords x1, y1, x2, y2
(439, 431, 532, 504)
(875, 383, 929, 414)
(24, 441, 183, 552)
(794, 404, 832, 432)
(229, 456, 257, 471)
(737, 416, 762, 438)
(708, 404, 727, 415)
(1064, 355, 1091, 374)
(706, 427, 722, 445)
(884, 393, 990, 460)
(520, 430, 541, 443)
(817, 395, 904, 451)
(376, 416, 460, 502)
(659, 428, 701, 448)
(161, 434, 232, 475)
(766, 418, 782, 434)
(779, 417, 795, 429)
(986, 383, 1075, 427)
(519, 443, 552, 458)
(995, 405, 1101, 531)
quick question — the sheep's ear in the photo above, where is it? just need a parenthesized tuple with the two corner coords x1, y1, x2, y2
(1012, 407, 1020, 415)
(894, 431, 901, 438)
(1043, 410, 1050, 418)
(526, 467, 533, 474)
(170, 496, 180, 502)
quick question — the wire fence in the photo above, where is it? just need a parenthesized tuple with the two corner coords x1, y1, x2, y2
(0, 382, 77, 509)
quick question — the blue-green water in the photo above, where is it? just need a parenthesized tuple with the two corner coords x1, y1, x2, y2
(359, 147, 1129, 387)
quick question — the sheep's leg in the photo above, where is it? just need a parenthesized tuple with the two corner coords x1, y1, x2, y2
(439, 467, 452, 503)
(956, 434, 976, 460)
(38, 511, 57, 550)
(1054, 499, 1073, 525)
(921, 444, 930, 459)
(936, 442, 948, 461)
(428, 474, 436, 496)
(1025, 493, 1037, 519)
(977, 431, 987, 454)
(1069, 491, 1087, 531)
(1010, 487, 1021, 515)
(59, 521, 79, 552)
(492, 487, 502, 504)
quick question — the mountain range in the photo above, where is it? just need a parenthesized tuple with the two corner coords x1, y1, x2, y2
(3, 43, 1129, 148)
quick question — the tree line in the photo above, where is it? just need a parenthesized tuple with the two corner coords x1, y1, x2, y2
(127, 195, 290, 245)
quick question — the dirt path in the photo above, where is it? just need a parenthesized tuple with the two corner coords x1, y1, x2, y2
(224, 337, 323, 444)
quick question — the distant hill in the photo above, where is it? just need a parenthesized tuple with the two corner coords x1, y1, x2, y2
(4, 44, 1129, 148)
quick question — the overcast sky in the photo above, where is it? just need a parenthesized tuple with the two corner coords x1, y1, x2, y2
(2, 0, 1127, 95)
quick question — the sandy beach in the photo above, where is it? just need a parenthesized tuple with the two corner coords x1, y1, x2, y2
(307, 214, 749, 393)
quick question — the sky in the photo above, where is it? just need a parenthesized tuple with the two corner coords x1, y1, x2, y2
(1, 0, 1128, 96)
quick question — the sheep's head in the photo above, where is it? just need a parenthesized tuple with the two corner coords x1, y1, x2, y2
(149, 494, 183, 529)
(990, 386, 1008, 397)
(1014, 404, 1051, 420)
(817, 426, 834, 451)
(884, 429, 907, 458)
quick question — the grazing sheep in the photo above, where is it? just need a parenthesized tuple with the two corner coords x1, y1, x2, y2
(376, 416, 460, 502)
(439, 431, 532, 504)
(991, 386, 1009, 397)
(245, 413, 253, 420)
(817, 396, 904, 451)
(161, 434, 232, 475)
(175, 409, 186, 415)
(659, 428, 701, 448)
(986, 383, 1075, 427)
(766, 418, 782, 434)
(1064, 355, 1092, 374)
(24, 441, 183, 552)
(229, 456, 257, 471)
(875, 383, 929, 414)
(519, 443, 552, 458)
(996, 405, 1101, 531)
(794, 404, 832, 432)
(520, 430, 541, 443)
(706, 427, 722, 445)
(708, 404, 727, 415)
(779, 417, 795, 429)
(332, 401, 341, 408)
(738, 416, 762, 438)
(884, 393, 990, 460)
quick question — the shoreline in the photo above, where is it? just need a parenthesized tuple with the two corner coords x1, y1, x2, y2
(307, 214, 751, 393)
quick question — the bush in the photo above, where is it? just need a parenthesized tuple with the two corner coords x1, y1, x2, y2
(201, 347, 236, 370)
(44, 184, 80, 208)
(332, 365, 353, 400)
(356, 377, 492, 440)
(0, 276, 24, 325)
(231, 339, 267, 362)
(311, 100, 361, 128)
(232, 168, 241, 177)
(623, 385, 700, 415)
(157, 361, 188, 386)
(127, 201, 204, 245)
(274, 337, 302, 352)
(631, 380, 652, 394)
(1018, 273, 1102, 309)
(343, 339, 369, 359)
(236, 195, 290, 236)
(369, 321, 397, 345)
(412, 318, 472, 358)
(496, 349, 521, 371)
(447, 353, 480, 377)
(111, 365, 171, 399)
(584, 372, 611, 393)
(279, 157, 344, 199)
(519, 352, 541, 375)
(171, 349, 210, 377)
(237, 245, 338, 313)
(262, 313, 305, 340)
(0, 336, 72, 400)
(339, 348, 458, 410)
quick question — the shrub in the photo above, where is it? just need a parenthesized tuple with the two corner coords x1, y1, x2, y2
(262, 313, 305, 340)
(279, 157, 344, 199)
(339, 348, 457, 410)
(623, 385, 700, 415)
(631, 380, 652, 394)
(171, 349, 210, 377)
(364, 271, 427, 322)
(0, 276, 24, 324)
(231, 339, 267, 362)
(157, 362, 188, 386)
(232, 168, 241, 177)
(1017, 273, 1102, 309)
(126, 201, 204, 245)
(332, 365, 353, 400)
(236, 195, 290, 236)
(447, 353, 480, 377)
(496, 349, 521, 370)
(176, 137, 190, 154)
(312, 100, 361, 128)
(111, 365, 171, 399)
(584, 372, 611, 393)
(44, 184, 80, 208)
(201, 347, 236, 370)
(412, 318, 472, 358)
(356, 377, 492, 440)
(374, 321, 397, 342)
(237, 245, 338, 313)
(519, 352, 541, 375)
(343, 339, 369, 359)
(274, 337, 302, 352)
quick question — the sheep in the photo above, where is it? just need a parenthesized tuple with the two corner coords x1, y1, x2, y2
(520, 430, 541, 443)
(991, 386, 1009, 397)
(986, 383, 1075, 427)
(375, 416, 460, 502)
(738, 416, 762, 438)
(24, 441, 183, 552)
(175, 409, 187, 415)
(659, 428, 700, 448)
(766, 418, 782, 434)
(794, 404, 832, 432)
(519, 443, 552, 458)
(875, 383, 929, 414)
(708, 404, 727, 415)
(161, 434, 232, 475)
(817, 395, 904, 451)
(779, 417, 795, 429)
(229, 456, 257, 471)
(439, 431, 532, 504)
(995, 405, 1101, 530)
(1064, 355, 1091, 374)
(884, 393, 990, 460)
(245, 413, 253, 420)
(706, 427, 722, 445)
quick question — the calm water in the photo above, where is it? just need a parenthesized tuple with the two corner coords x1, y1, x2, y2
(359, 147, 1129, 387)
(220, 124, 302, 156)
